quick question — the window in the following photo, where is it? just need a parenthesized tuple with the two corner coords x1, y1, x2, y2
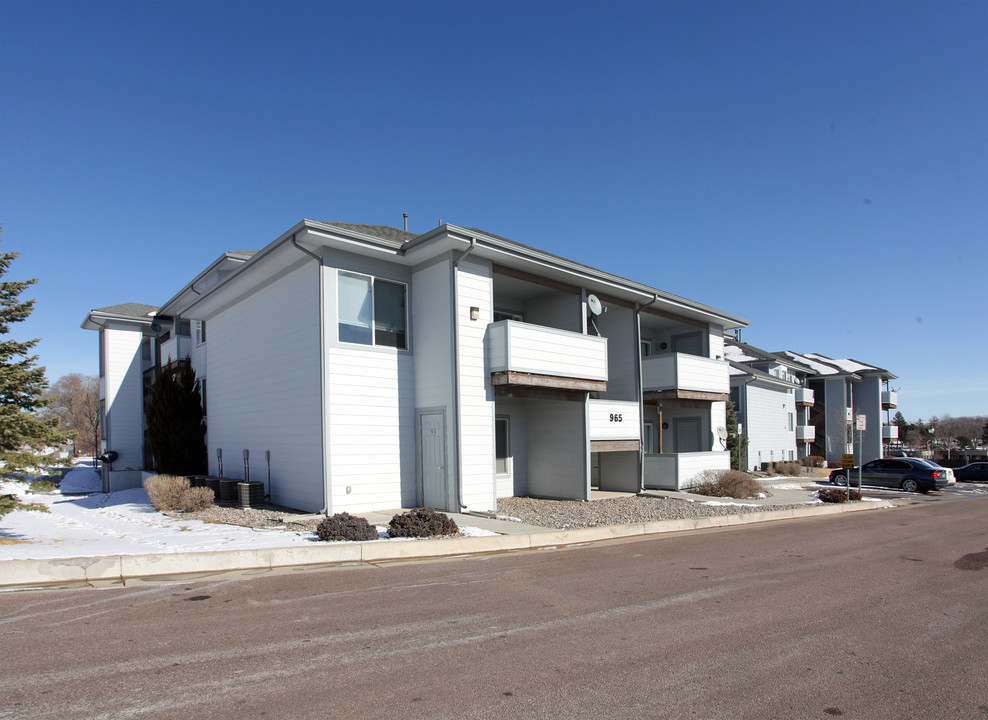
(643, 421, 655, 454)
(176, 319, 191, 337)
(195, 320, 206, 345)
(788, 413, 794, 431)
(640, 340, 652, 358)
(495, 417, 510, 474)
(338, 271, 407, 349)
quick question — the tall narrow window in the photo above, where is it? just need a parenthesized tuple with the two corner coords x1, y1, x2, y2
(643, 421, 655, 454)
(195, 320, 206, 345)
(495, 417, 510, 474)
(338, 272, 373, 345)
(374, 279, 406, 348)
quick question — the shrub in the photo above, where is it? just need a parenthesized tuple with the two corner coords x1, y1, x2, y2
(29, 478, 59, 492)
(818, 487, 861, 503)
(144, 474, 215, 512)
(316, 512, 379, 542)
(690, 469, 769, 500)
(0, 494, 49, 517)
(388, 507, 459, 538)
(801, 455, 825, 468)
(775, 462, 803, 477)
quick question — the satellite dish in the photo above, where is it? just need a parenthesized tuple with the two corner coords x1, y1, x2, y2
(716, 426, 728, 441)
(587, 294, 602, 316)
(150, 320, 162, 333)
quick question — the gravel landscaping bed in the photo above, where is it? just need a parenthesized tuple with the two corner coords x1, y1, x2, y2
(172, 493, 808, 534)
(496, 495, 803, 529)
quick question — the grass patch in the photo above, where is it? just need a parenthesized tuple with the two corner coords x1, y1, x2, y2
(0, 537, 29, 545)
(690, 470, 769, 500)
(0, 494, 50, 517)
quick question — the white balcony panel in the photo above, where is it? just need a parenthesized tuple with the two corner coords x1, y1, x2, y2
(588, 399, 641, 441)
(487, 320, 607, 381)
(882, 391, 898, 408)
(796, 425, 816, 442)
(642, 353, 729, 394)
(883, 425, 899, 440)
(795, 387, 814, 405)
(160, 335, 192, 365)
(643, 451, 730, 491)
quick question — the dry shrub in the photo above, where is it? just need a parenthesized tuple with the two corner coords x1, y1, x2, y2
(775, 462, 803, 477)
(801, 455, 825, 468)
(690, 469, 768, 500)
(145, 474, 215, 512)
(818, 487, 861, 503)
(316, 512, 379, 542)
(388, 507, 459, 538)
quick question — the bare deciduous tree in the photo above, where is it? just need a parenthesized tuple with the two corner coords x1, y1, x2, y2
(42, 373, 100, 458)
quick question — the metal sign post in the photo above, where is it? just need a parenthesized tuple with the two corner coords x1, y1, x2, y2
(856, 414, 867, 492)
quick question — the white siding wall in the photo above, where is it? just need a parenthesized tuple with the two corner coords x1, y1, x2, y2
(596, 304, 637, 401)
(456, 257, 496, 511)
(207, 261, 324, 512)
(588, 399, 641, 441)
(824, 379, 850, 462)
(855, 376, 883, 461)
(412, 258, 455, 507)
(102, 325, 145, 471)
(709, 325, 725, 359)
(742, 383, 796, 469)
(526, 399, 588, 499)
(323, 256, 417, 512)
(325, 347, 415, 512)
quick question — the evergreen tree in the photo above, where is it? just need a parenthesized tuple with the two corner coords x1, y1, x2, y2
(145, 362, 207, 475)
(0, 226, 68, 477)
(725, 400, 747, 471)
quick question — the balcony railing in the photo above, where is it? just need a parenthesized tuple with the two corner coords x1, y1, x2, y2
(796, 425, 816, 442)
(642, 353, 729, 396)
(643, 451, 731, 491)
(159, 335, 192, 366)
(882, 391, 898, 409)
(487, 320, 607, 388)
(883, 425, 899, 441)
(795, 387, 815, 406)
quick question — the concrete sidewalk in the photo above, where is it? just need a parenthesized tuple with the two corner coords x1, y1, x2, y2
(0, 490, 892, 591)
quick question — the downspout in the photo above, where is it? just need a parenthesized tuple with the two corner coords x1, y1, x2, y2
(636, 294, 660, 492)
(292, 234, 331, 515)
(450, 238, 478, 510)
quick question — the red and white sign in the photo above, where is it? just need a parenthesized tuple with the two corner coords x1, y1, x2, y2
(856, 414, 867, 431)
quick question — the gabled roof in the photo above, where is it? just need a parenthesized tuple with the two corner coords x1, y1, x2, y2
(81, 303, 158, 330)
(777, 351, 896, 380)
(728, 360, 799, 388)
(725, 338, 817, 375)
(315, 222, 416, 247)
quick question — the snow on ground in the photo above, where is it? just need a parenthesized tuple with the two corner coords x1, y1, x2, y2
(0, 462, 494, 561)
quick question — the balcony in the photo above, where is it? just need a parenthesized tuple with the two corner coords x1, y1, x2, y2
(795, 387, 815, 407)
(159, 335, 191, 366)
(588, 399, 641, 452)
(642, 353, 729, 401)
(883, 424, 899, 441)
(643, 451, 731, 491)
(882, 391, 898, 409)
(796, 425, 816, 442)
(487, 320, 607, 391)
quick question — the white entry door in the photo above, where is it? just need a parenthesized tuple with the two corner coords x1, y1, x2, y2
(419, 412, 447, 509)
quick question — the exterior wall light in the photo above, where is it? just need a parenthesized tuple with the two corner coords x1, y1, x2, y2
(470, 306, 480, 321)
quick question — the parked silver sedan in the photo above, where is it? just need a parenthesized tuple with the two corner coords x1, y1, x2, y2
(830, 458, 953, 493)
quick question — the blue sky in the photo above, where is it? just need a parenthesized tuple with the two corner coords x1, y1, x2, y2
(1, 0, 985, 422)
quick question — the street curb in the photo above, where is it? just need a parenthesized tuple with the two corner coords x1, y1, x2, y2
(0, 500, 894, 590)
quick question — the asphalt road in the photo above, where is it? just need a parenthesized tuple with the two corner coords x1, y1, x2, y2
(2, 492, 986, 720)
